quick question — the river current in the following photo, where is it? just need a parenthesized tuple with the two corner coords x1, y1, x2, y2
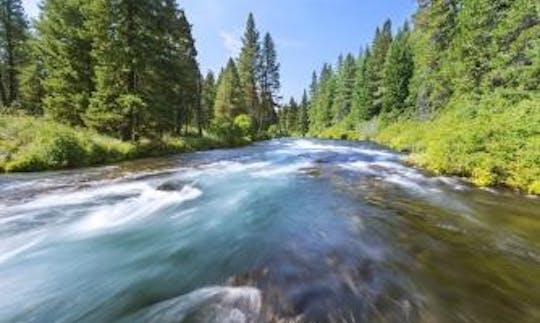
(0, 139, 539, 322)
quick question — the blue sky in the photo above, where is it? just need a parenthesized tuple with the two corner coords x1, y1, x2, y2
(24, 0, 417, 101)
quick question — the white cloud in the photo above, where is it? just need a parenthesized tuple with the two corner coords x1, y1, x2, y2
(219, 30, 242, 58)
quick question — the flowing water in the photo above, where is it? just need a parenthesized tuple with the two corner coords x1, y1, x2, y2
(0, 139, 539, 323)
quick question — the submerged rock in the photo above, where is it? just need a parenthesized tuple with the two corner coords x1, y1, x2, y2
(299, 167, 321, 177)
(157, 180, 189, 192)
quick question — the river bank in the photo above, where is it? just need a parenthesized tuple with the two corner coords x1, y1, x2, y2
(313, 95, 540, 195)
(0, 115, 251, 173)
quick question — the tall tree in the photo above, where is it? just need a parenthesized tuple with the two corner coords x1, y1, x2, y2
(331, 53, 356, 124)
(257, 32, 280, 132)
(351, 48, 370, 122)
(408, 0, 460, 115)
(309, 63, 335, 132)
(298, 90, 310, 136)
(382, 23, 414, 115)
(174, 7, 200, 136)
(85, 0, 200, 140)
(0, 0, 28, 107)
(19, 39, 45, 115)
(237, 13, 261, 120)
(214, 58, 245, 120)
(86, 0, 157, 139)
(365, 20, 393, 118)
(200, 71, 216, 129)
(38, 0, 94, 126)
(286, 97, 298, 133)
(309, 71, 318, 97)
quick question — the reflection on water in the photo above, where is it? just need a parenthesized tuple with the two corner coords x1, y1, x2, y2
(0, 139, 539, 323)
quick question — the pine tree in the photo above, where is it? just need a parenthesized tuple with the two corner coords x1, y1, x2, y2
(201, 71, 216, 129)
(408, 0, 460, 116)
(309, 71, 318, 97)
(0, 0, 28, 107)
(237, 13, 261, 121)
(214, 58, 245, 120)
(382, 23, 414, 116)
(258, 32, 280, 132)
(331, 53, 356, 124)
(85, 0, 200, 140)
(19, 39, 45, 115)
(351, 48, 371, 122)
(38, 0, 94, 126)
(286, 97, 298, 133)
(174, 7, 200, 136)
(309, 63, 335, 132)
(298, 90, 310, 136)
(365, 20, 393, 118)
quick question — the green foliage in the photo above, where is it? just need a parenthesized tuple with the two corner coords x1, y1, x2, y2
(257, 33, 280, 132)
(201, 71, 217, 129)
(0, 9, 274, 173)
(0, 115, 133, 172)
(233, 114, 254, 137)
(0, 0, 28, 107)
(37, 0, 94, 126)
(364, 20, 393, 118)
(214, 59, 245, 120)
(304, 1, 539, 194)
(238, 13, 261, 119)
(331, 54, 356, 123)
(0, 114, 252, 172)
(309, 64, 335, 132)
(382, 24, 414, 116)
(375, 94, 540, 194)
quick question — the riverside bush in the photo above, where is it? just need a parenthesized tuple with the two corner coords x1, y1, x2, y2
(0, 115, 134, 171)
(374, 93, 540, 194)
(0, 115, 250, 173)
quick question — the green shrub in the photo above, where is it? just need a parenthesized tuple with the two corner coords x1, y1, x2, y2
(233, 114, 254, 138)
(373, 93, 540, 193)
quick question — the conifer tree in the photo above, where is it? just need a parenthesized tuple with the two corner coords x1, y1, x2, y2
(309, 71, 318, 97)
(286, 97, 298, 133)
(365, 20, 393, 118)
(298, 90, 310, 136)
(408, 0, 460, 115)
(214, 58, 245, 120)
(309, 63, 335, 132)
(257, 32, 280, 132)
(174, 7, 200, 136)
(36, 0, 94, 126)
(0, 0, 28, 107)
(382, 23, 414, 115)
(85, 0, 159, 139)
(37, 0, 94, 125)
(201, 71, 216, 129)
(19, 39, 45, 115)
(237, 13, 261, 120)
(351, 49, 370, 122)
(331, 53, 356, 124)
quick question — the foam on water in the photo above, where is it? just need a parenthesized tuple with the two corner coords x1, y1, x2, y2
(71, 184, 202, 233)
(280, 139, 397, 160)
(126, 286, 262, 323)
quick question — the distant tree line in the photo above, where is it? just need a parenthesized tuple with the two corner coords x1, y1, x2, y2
(279, 0, 539, 137)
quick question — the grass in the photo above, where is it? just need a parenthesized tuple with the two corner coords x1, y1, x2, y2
(0, 115, 251, 173)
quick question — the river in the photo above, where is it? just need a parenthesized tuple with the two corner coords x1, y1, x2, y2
(0, 139, 539, 323)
